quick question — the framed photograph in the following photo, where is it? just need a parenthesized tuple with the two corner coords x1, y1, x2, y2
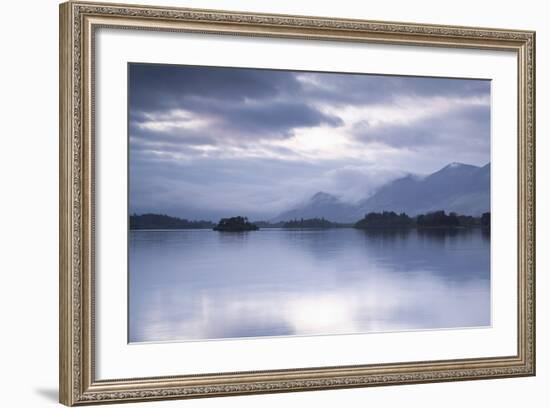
(59, 1, 536, 405)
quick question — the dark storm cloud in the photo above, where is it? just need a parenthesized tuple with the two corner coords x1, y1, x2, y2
(130, 64, 343, 142)
(129, 64, 488, 146)
(129, 63, 302, 111)
(297, 72, 490, 106)
(130, 64, 489, 112)
(210, 100, 342, 136)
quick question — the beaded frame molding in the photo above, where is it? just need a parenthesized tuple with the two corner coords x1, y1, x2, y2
(59, 1, 535, 405)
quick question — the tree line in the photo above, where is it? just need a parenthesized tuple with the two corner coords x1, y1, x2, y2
(281, 217, 346, 228)
(130, 213, 214, 230)
(130, 211, 490, 231)
(354, 210, 490, 229)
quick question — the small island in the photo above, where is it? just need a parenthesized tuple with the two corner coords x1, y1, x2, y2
(354, 210, 491, 230)
(213, 216, 259, 232)
(354, 211, 413, 229)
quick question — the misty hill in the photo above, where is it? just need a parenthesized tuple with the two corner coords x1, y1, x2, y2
(275, 163, 490, 223)
(354, 162, 490, 219)
(273, 192, 356, 223)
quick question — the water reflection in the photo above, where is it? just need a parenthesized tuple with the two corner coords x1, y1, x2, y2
(129, 228, 490, 342)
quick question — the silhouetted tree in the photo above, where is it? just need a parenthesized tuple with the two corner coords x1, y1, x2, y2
(283, 218, 335, 228)
(481, 212, 491, 228)
(213, 216, 259, 231)
(417, 210, 461, 228)
(354, 210, 488, 229)
(130, 214, 214, 230)
(354, 211, 413, 229)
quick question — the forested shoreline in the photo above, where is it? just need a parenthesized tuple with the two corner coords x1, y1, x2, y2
(130, 211, 490, 231)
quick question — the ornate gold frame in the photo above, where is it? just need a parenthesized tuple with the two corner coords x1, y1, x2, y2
(59, 1, 536, 405)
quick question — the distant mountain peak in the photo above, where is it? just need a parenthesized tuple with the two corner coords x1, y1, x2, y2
(273, 191, 352, 222)
(273, 162, 490, 222)
(310, 191, 338, 202)
(430, 162, 481, 179)
(399, 173, 420, 181)
(444, 162, 477, 169)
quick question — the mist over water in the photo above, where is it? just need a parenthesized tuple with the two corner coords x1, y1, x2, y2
(129, 228, 490, 343)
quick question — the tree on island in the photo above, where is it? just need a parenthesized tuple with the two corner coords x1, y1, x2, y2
(283, 217, 335, 228)
(481, 212, 490, 228)
(213, 216, 259, 232)
(354, 210, 491, 229)
(417, 210, 460, 228)
(455, 214, 478, 227)
(254, 220, 285, 228)
(354, 211, 413, 229)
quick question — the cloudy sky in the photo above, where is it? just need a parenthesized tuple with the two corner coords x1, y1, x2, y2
(129, 63, 490, 221)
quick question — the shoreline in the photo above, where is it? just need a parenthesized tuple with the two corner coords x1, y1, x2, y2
(130, 225, 490, 232)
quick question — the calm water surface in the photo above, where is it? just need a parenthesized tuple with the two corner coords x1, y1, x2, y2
(129, 228, 490, 342)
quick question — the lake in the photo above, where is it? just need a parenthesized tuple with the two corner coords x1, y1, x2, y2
(129, 228, 490, 343)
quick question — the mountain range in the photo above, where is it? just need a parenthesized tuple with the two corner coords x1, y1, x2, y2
(274, 162, 490, 223)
